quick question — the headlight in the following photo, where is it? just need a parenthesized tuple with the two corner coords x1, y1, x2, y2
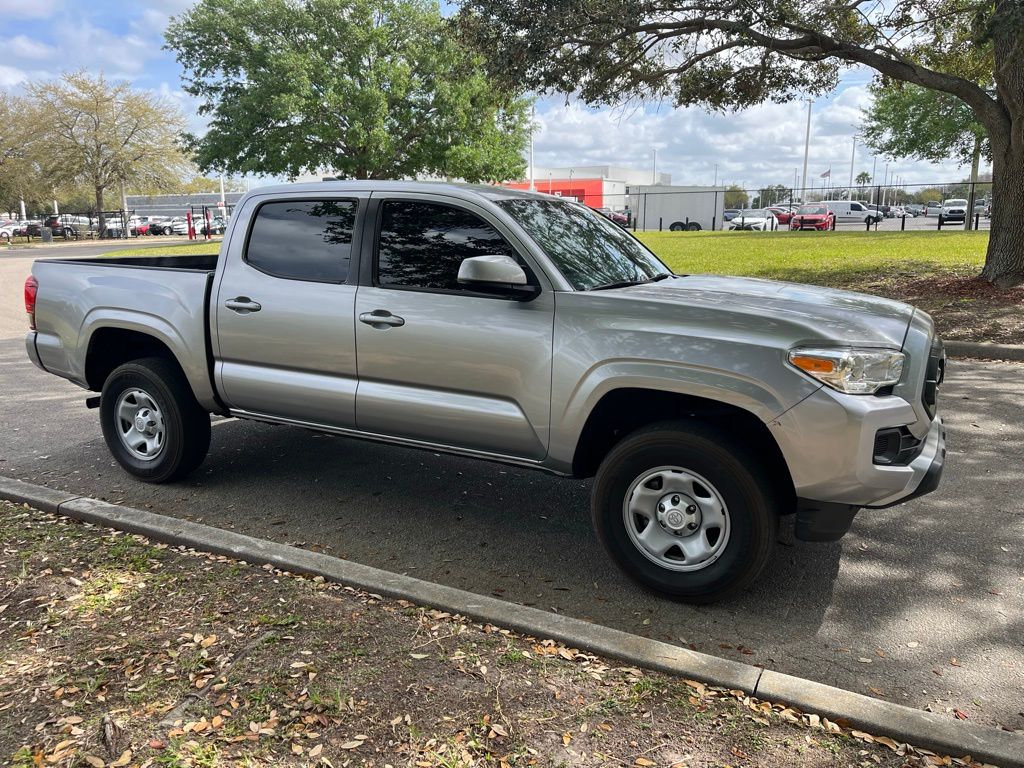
(788, 347, 905, 394)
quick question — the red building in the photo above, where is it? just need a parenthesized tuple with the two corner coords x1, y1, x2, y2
(502, 177, 609, 209)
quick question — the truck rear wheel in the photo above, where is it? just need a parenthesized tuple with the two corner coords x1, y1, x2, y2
(100, 356, 211, 483)
(592, 421, 778, 603)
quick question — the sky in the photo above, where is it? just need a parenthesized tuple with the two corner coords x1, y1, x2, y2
(0, 0, 979, 194)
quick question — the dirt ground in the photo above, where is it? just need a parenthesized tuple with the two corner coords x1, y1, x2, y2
(0, 502, 1000, 768)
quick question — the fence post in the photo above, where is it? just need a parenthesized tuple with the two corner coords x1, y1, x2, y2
(975, 212, 980, 230)
(659, 217, 662, 232)
(712, 215, 717, 231)
(937, 215, 943, 230)
(901, 214, 906, 231)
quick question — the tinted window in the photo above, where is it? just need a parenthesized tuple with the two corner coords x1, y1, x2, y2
(850, 203, 864, 211)
(377, 201, 517, 291)
(246, 200, 356, 282)
(497, 198, 670, 290)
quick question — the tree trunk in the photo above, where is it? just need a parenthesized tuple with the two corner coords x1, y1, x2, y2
(964, 136, 981, 231)
(981, 128, 1024, 287)
(96, 186, 106, 239)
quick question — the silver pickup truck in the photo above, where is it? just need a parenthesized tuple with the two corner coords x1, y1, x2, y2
(24, 181, 946, 602)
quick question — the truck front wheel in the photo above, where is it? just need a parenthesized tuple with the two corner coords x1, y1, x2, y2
(100, 356, 211, 483)
(592, 421, 778, 603)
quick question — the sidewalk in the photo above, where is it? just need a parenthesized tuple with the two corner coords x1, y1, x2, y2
(0, 501, 997, 768)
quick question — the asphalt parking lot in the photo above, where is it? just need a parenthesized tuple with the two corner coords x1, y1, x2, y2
(1, 248, 1021, 730)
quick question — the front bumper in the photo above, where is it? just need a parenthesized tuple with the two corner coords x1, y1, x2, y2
(770, 388, 945, 508)
(791, 219, 829, 230)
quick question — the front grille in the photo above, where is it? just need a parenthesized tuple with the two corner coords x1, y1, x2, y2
(873, 427, 923, 465)
(922, 337, 945, 418)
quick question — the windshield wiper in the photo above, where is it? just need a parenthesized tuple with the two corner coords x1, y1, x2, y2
(589, 273, 674, 291)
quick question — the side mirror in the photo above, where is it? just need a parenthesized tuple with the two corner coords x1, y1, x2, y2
(457, 255, 540, 300)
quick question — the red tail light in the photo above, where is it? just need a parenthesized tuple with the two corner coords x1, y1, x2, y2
(24, 275, 38, 330)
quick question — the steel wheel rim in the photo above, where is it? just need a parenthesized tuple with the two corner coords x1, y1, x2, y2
(115, 388, 166, 461)
(622, 465, 731, 572)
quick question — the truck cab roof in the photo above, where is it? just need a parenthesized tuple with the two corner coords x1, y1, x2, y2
(243, 180, 551, 204)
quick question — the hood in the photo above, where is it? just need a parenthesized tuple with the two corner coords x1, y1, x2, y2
(612, 274, 913, 348)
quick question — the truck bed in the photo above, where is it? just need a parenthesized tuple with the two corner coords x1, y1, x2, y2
(30, 254, 219, 406)
(45, 253, 220, 271)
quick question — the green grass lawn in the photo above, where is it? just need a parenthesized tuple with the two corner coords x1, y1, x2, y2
(102, 241, 221, 257)
(636, 230, 988, 285)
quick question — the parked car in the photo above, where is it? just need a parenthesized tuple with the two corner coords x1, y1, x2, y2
(150, 216, 189, 236)
(789, 204, 836, 231)
(821, 200, 880, 225)
(722, 209, 741, 222)
(24, 181, 946, 604)
(939, 199, 968, 224)
(43, 215, 85, 238)
(925, 201, 943, 216)
(596, 207, 629, 227)
(904, 204, 924, 217)
(728, 209, 778, 231)
(0, 219, 18, 241)
(766, 206, 795, 225)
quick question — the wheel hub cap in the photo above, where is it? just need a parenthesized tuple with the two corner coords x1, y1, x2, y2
(115, 388, 165, 461)
(622, 466, 731, 573)
(657, 493, 701, 534)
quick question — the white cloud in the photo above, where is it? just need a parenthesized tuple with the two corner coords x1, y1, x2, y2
(0, 0, 62, 18)
(8, 35, 56, 60)
(0, 65, 27, 87)
(534, 90, 974, 192)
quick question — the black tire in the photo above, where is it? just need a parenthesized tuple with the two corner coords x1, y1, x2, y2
(685, 221, 702, 231)
(592, 420, 779, 603)
(669, 221, 685, 232)
(100, 356, 211, 483)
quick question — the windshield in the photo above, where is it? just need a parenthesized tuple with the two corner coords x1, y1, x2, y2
(797, 205, 827, 215)
(738, 209, 770, 218)
(496, 198, 671, 290)
(946, 199, 967, 206)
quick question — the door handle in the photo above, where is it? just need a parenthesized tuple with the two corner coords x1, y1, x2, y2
(225, 297, 262, 314)
(359, 309, 405, 328)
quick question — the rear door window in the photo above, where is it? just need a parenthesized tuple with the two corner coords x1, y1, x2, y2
(245, 200, 357, 282)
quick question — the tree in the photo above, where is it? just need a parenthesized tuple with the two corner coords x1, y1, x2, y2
(460, 0, 1024, 286)
(855, 172, 871, 186)
(0, 92, 54, 216)
(723, 184, 748, 209)
(861, 82, 988, 228)
(25, 72, 189, 233)
(165, 0, 530, 183)
(179, 172, 247, 195)
(752, 184, 791, 208)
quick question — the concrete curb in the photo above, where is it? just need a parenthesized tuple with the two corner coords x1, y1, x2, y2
(2, 475, 1021, 767)
(945, 340, 1024, 361)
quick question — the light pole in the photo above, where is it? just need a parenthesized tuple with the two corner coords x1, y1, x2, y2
(849, 135, 858, 193)
(528, 103, 536, 191)
(652, 148, 658, 185)
(713, 163, 718, 187)
(800, 98, 813, 202)
(870, 155, 877, 203)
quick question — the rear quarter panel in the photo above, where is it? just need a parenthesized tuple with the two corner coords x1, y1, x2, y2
(31, 260, 217, 409)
